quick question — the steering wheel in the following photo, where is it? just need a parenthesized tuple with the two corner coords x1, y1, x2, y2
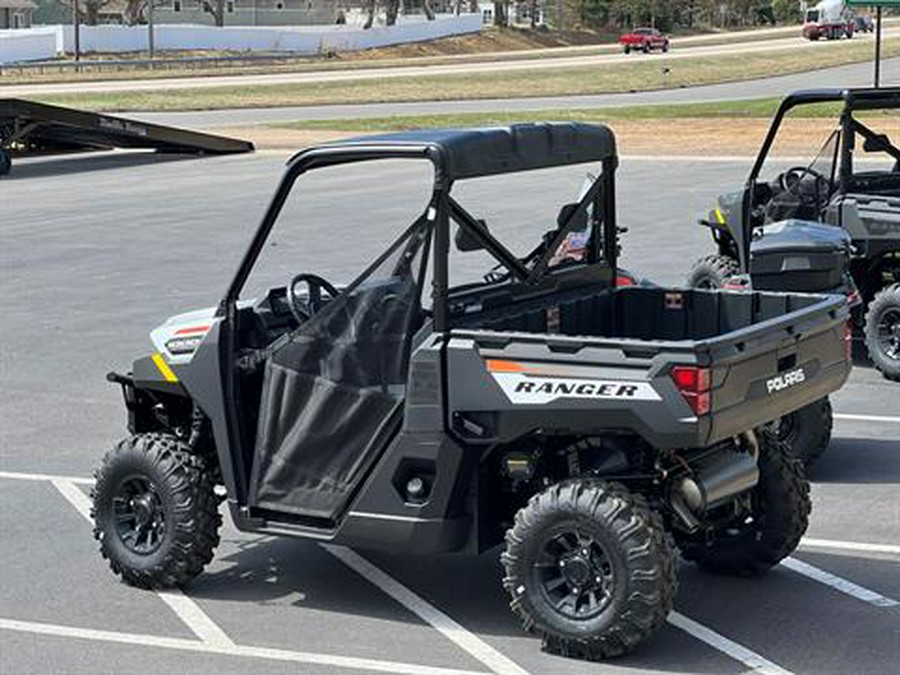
(780, 166, 829, 197)
(287, 273, 340, 324)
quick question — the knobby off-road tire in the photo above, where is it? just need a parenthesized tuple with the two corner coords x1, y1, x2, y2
(686, 254, 741, 290)
(864, 283, 900, 381)
(92, 433, 222, 589)
(501, 480, 677, 660)
(677, 429, 810, 575)
(770, 397, 833, 466)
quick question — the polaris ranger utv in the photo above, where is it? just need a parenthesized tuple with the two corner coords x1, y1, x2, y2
(94, 124, 851, 660)
(689, 89, 899, 380)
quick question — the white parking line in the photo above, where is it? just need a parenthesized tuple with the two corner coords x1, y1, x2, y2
(800, 538, 900, 557)
(833, 413, 900, 424)
(322, 544, 530, 675)
(0, 617, 488, 675)
(667, 612, 793, 675)
(49, 478, 236, 648)
(781, 557, 899, 607)
(0, 470, 93, 485)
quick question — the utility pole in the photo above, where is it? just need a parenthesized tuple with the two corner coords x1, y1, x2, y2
(73, 0, 81, 63)
(148, 0, 155, 60)
(874, 6, 882, 88)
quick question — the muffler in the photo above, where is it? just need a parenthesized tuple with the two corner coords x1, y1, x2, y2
(676, 450, 759, 513)
(670, 437, 759, 530)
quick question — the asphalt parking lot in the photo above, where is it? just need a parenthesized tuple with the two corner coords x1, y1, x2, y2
(2, 150, 898, 675)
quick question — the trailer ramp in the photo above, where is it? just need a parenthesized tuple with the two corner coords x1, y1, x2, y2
(0, 98, 253, 175)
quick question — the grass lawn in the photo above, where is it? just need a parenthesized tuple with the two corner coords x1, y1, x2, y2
(30, 38, 900, 113)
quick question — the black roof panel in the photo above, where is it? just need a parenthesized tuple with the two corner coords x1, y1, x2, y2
(289, 122, 616, 180)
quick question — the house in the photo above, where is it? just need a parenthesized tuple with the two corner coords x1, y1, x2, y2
(0, 0, 35, 28)
(153, 0, 342, 27)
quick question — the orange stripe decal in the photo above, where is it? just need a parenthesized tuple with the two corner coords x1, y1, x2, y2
(174, 325, 211, 336)
(485, 359, 525, 373)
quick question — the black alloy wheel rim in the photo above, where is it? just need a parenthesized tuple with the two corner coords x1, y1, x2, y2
(533, 530, 616, 621)
(773, 413, 796, 443)
(876, 308, 900, 360)
(112, 476, 167, 555)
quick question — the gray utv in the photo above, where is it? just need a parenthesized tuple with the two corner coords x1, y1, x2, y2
(94, 123, 851, 660)
(689, 88, 900, 463)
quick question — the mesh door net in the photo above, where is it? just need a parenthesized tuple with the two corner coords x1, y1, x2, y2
(250, 220, 432, 519)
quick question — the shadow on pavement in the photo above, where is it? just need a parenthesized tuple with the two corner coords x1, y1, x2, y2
(3, 151, 201, 179)
(189, 534, 731, 674)
(809, 436, 900, 485)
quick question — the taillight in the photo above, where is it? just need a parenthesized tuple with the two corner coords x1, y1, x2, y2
(616, 274, 635, 287)
(671, 365, 711, 416)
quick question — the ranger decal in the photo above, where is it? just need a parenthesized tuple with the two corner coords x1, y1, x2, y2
(491, 373, 661, 405)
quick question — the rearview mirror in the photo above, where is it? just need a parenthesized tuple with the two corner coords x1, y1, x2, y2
(455, 219, 489, 252)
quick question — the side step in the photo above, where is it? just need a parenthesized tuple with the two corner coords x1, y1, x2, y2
(0, 98, 253, 175)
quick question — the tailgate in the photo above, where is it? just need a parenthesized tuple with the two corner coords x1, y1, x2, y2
(704, 293, 850, 444)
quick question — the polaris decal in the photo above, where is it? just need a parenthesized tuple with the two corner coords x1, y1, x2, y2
(766, 368, 806, 394)
(491, 372, 661, 405)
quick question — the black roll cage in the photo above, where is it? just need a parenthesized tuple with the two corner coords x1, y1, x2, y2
(739, 87, 900, 270)
(215, 128, 619, 503)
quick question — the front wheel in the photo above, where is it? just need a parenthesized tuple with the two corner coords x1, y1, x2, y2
(623, 45, 631, 54)
(0, 149, 11, 176)
(769, 397, 833, 466)
(502, 480, 676, 660)
(686, 254, 741, 289)
(865, 283, 900, 381)
(92, 433, 222, 588)
(676, 429, 810, 575)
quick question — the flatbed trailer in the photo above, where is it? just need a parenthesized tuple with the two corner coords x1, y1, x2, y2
(0, 98, 253, 175)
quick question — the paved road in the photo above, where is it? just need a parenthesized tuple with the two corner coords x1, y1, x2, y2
(125, 57, 900, 129)
(4, 29, 898, 97)
(2, 152, 898, 675)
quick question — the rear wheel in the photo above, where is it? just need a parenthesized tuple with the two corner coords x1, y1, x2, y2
(642, 42, 650, 54)
(769, 397, 833, 466)
(502, 479, 676, 660)
(687, 254, 741, 289)
(92, 433, 222, 588)
(865, 283, 900, 381)
(0, 149, 11, 176)
(676, 429, 810, 575)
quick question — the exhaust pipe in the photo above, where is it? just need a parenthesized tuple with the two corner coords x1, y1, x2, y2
(670, 434, 760, 530)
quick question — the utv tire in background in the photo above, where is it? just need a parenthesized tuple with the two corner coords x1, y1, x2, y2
(769, 397, 833, 466)
(865, 283, 900, 381)
(501, 479, 676, 660)
(686, 254, 741, 290)
(92, 433, 222, 589)
(677, 429, 810, 575)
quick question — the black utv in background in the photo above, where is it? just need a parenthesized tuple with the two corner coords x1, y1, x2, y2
(689, 89, 900, 461)
(95, 124, 851, 660)
(690, 88, 899, 380)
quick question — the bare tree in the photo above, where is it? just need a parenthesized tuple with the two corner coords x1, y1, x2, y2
(363, 0, 377, 28)
(386, 0, 400, 24)
(422, 0, 435, 20)
(202, 0, 226, 27)
(58, 0, 113, 26)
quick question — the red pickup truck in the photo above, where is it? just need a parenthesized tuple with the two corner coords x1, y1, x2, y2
(619, 27, 670, 54)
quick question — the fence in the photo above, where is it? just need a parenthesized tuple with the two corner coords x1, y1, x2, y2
(0, 14, 482, 64)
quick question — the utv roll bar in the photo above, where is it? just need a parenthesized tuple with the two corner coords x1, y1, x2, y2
(740, 87, 900, 269)
(223, 123, 621, 332)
